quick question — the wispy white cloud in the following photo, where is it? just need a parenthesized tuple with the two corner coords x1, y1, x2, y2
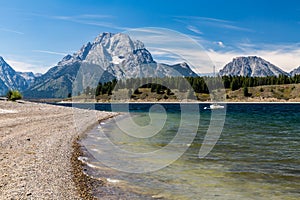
(27, 12, 127, 30)
(207, 43, 300, 72)
(5, 59, 43, 73)
(128, 28, 300, 73)
(125, 28, 215, 74)
(237, 42, 256, 50)
(32, 50, 68, 56)
(180, 16, 231, 24)
(220, 24, 253, 32)
(76, 14, 113, 19)
(127, 27, 208, 45)
(186, 25, 203, 34)
(80, 21, 129, 30)
(3, 54, 55, 73)
(149, 49, 184, 64)
(51, 14, 128, 30)
(175, 16, 253, 32)
(0, 28, 24, 35)
(53, 14, 113, 20)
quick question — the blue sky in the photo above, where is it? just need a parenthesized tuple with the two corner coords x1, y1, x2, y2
(0, 0, 300, 73)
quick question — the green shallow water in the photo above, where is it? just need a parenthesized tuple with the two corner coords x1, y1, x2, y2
(80, 103, 300, 199)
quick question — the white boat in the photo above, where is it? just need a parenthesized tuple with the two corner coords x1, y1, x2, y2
(203, 66, 225, 110)
(204, 103, 224, 110)
(209, 103, 224, 109)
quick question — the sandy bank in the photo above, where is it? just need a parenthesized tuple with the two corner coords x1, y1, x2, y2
(0, 101, 117, 199)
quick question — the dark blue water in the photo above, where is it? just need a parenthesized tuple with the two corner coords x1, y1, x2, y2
(58, 103, 300, 199)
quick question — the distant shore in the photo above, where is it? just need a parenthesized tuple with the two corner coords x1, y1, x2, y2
(48, 83, 300, 104)
(0, 100, 117, 199)
(55, 100, 300, 104)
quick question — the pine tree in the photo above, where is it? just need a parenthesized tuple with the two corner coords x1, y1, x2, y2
(230, 78, 240, 91)
(243, 86, 251, 97)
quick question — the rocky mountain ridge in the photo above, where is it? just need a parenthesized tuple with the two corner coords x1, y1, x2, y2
(25, 32, 198, 98)
(0, 56, 29, 95)
(219, 56, 290, 77)
(290, 66, 300, 76)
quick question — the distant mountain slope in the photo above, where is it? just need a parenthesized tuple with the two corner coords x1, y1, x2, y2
(219, 56, 289, 77)
(25, 32, 198, 98)
(16, 71, 38, 86)
(290, 66, 300, 76)
(0, 56, 28, 95)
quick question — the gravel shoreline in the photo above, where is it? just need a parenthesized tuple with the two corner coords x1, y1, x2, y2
(0, 101, 117, 199)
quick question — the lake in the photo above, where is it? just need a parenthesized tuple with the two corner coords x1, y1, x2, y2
(60, 103, 300, 199)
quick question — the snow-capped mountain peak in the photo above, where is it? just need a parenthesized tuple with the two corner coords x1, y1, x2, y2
(219, 56, 289, 77)
(0, 56, 29, 95)
(94, 32, 114, 44)
(55, 32, 166, 80)
(26, 32, 198, 98)
(57, 32, 154, 70)
(290, 66, 300, 76)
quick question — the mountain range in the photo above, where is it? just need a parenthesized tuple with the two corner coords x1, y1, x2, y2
(24, 32, 198, 98)
(0, 32, 299, 98)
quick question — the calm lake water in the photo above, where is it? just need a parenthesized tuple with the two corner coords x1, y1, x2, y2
(61, 103, 300, 199)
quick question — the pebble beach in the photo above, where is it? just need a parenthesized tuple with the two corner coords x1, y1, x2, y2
(0, 101, 117, 199)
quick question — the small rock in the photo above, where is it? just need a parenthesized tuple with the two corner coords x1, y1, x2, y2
(26, 138, 30, 141)
(26, 192, 32, 196)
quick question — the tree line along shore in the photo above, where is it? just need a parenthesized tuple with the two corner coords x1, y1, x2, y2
(61, 75, 300, 102)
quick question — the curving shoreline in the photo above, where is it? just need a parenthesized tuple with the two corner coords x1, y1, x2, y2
(0, 101, 117, 199)
(71, 135, 102, 200)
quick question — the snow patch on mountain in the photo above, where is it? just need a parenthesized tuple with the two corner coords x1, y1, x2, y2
(16, 71, 37, 85)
